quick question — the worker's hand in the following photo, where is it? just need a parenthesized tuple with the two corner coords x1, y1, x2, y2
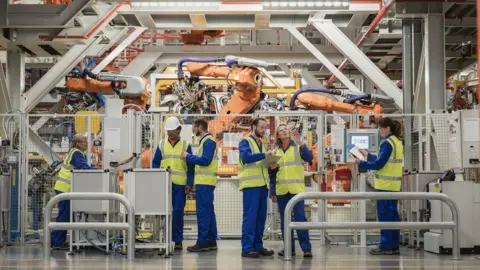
(185, 185, 192, 195)
(181, 151, 188, 160)
(266, 149, 276, 157)
(355, 158, 361, 165)
(271, 195, 277, 203)
(269, 162, 278, 169)
(292, 129, 303, 146)
(359, 149, 368, 158)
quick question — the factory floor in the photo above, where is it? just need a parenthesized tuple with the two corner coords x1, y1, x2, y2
(1, 240, 479, 269)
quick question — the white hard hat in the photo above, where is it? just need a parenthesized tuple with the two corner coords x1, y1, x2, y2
(165, 117, 181, 131)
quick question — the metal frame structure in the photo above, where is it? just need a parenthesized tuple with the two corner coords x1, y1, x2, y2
(43, 192, 135, 261)
(283, 192, 461, 261)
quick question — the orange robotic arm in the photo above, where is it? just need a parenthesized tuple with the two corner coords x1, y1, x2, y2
(186, 62, 263, 136)
(294, 93, 383, 115)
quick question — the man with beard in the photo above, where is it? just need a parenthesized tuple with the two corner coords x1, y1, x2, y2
(238, 117, 276, 258)
(181, 117, 218, 252)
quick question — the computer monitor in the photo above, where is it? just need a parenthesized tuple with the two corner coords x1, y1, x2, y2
(350, 135, 369, 150)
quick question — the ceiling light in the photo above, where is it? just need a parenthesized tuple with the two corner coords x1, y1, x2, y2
(140, 2, 149, 7)
(334, 2, 341, 7)
(288, 2, 297, 7)
(315, 2, 324, 6)
(325, 2, 333, 7)
(177, 2, 185, 6)
(280, 2, 288, 7)
(263, 2, 270, 6)
(271, 1, 279, 6)
(342, 2, 349, 7)
(306, 1, 314, 6)
(194, 2, 202, 6)
(167, 2, 174, 7)
(298, 1, 306, 6)
(132, 2, 140, 7)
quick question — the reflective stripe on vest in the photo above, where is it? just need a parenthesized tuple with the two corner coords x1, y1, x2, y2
(374, 136, 403, 191)
(54, 148, 81, 193)
(275, 143, 306, 195)
(159, 138, 189, 185)
(194, 135, 218, 186)
(238, 137, 269, 191)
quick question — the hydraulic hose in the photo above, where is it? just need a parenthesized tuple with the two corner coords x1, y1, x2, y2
(343, 94, 370, 104)
(177, 57, 225, 79)
(289, 88, 343, 110)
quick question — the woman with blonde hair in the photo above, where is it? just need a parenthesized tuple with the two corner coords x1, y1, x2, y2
(269, 124, 313, 258)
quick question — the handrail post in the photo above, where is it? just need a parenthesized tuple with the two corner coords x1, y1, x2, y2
(283, 192, 461, 261)
(43, 192, 135, 262)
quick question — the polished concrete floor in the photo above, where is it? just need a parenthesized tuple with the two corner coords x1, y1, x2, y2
(1, 240, 480, 269)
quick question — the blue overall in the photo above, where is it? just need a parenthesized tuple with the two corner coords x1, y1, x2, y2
(239, 136, 269, 253)
(185, 134, 218, 245)
(152, 139, 194, 244)
(269, 140, 313, 252)
(359, 134, 400, 250)
(51, 151, 92, 246)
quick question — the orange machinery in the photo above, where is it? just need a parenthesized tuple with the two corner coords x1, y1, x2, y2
(66, 69, 151, 111)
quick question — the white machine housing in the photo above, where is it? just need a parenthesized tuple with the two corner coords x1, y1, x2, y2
(424, 181, 480, 254)
(449, 110, 480, 168)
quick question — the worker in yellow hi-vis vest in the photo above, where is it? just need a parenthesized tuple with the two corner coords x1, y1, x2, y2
(238, 118, 276, 258)
(269, 124, 313, 258)
(51, 134, 93, 249)
(181, 117, 218, 252)
(356, 117, 403, 256)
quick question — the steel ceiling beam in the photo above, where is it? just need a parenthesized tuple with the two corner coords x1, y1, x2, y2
(287, 27, 361, 93)
(22, 38, 99, 113)
(121, 51, 163, 77)
(1, 0, 90, 28)
(312, 20, 403, 110)
(92, 27, 146, 73)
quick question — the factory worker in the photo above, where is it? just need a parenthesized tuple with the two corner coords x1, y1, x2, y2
(51, 133, 93, 249)
(269, 124, 313, 258)
(181, 117, 218, 252)
(152, 116, 194, 251)
(238, 117, 276, 258)
(356, 117, 403, 255)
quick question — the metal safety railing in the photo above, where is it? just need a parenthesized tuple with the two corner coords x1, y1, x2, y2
(283, 192, 461, 261)
(43, 193, 135, 261)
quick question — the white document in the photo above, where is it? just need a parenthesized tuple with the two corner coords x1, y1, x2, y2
(227, 150, 239, 164)
(223, 133, 243, 147)
(463, 119, 479, 142)
(349, 146, 366, 161)
(104, 128, 121, 150)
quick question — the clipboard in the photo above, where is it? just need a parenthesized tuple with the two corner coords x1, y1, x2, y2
(347, 144, 366, 161)
(264, 155, 281, 166)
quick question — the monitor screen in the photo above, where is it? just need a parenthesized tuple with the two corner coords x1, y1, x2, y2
(351, 135, 369, 149)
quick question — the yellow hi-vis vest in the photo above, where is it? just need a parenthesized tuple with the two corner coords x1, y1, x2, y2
(238, 136, 269, 191)
(194, 134, 218, 186)
(54, 148, 82, 193)
(159, 138, 190, 186)
(374, 135, 403, 191)
(275, 142, 306, 195)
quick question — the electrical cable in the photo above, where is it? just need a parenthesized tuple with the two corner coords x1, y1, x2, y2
(81, 230, 108, 254)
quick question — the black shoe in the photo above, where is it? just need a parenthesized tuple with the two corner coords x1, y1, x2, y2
(369, 248, 393, 255)
(303, 251, 313, 258)
(208, 240, 218, 250)
(392, 248, 400, 255)
(278, 250, 296, 257)
(241, 251, 260, 258)
(258, 248, 274, 256)
(187, 243, 210, 252)
(175, 242, 183, 250)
